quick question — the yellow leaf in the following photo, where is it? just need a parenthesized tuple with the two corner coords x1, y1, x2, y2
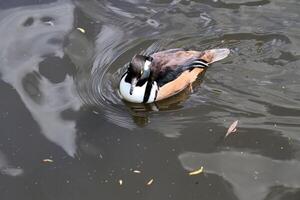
(118, 179, 123, 185)
(146, 178, 154, 185)
(76, 27, 86, 33)
(42, 159, 54, 163)
(189, 166, 204, 176)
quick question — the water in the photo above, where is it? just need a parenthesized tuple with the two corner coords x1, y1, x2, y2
(0, 0, 299, 199)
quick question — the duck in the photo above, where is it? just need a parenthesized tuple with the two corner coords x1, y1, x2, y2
(119, 48, 230, 103)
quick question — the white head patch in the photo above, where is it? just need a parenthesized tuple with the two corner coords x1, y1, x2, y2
(143, 60, 151, 71)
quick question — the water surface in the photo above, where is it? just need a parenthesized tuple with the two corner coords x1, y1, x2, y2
(0, 0, 300, 199)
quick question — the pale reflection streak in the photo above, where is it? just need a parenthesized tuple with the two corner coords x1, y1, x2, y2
(0, 1, 80, 156)
(0, 151, 23, 177)
(179, 151, 300, 200)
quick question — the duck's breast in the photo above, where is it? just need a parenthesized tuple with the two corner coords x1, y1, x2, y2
(119, 75, 158, 103)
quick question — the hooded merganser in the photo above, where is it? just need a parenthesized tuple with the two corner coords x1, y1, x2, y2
(119, 48, 230, 103)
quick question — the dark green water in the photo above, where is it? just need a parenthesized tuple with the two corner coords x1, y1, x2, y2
(0, 0, 300, 199)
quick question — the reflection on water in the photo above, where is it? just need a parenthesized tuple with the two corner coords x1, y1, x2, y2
(0, 151, 23, 177)
(179, 151, 300, 200)
(0, 1, 80, 156)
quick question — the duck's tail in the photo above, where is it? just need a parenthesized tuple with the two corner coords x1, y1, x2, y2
(201, 48, 230, 64)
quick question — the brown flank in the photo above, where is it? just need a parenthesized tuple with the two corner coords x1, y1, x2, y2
(155, 50, 214, 101)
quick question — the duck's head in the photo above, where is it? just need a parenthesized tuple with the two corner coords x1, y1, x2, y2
(127, 55, 152, 95)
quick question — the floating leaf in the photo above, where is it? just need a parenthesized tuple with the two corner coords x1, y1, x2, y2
(42, 159, 54, 163)
(118, 179, 123, 185)
(44, 21, 54, 26)
(146, 178, 154, 185)
(189, 166, 204, 176)
(225, 120, 239, 138)
(92, 110, 99, 115)
(76, 27, 86, 33)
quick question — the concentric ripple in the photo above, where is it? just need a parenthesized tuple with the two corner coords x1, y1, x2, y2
(70, 0, 300, 141)
(73, 33, 217, 132)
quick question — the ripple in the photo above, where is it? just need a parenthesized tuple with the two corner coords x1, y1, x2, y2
(71, 30, 231, 136)
(71, 0, 300, 142)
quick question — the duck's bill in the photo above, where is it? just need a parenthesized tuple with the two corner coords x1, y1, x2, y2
(130, 78, 138, 95)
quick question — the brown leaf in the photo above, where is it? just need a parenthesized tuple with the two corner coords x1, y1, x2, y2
(225, 120, 239, 138)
